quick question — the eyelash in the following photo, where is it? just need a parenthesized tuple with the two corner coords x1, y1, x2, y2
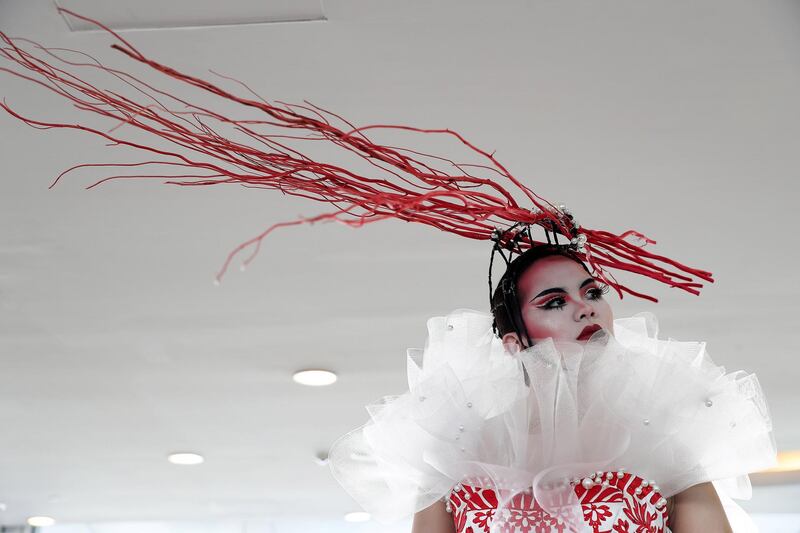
(539, 284, 609, 311)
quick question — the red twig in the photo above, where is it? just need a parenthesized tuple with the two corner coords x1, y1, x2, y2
(0, 9, 713, 297)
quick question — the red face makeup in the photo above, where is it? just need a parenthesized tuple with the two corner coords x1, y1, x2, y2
(502, 255, 615, 351)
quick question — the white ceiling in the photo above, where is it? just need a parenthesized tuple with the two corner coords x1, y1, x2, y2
(1, 0, 800, 527)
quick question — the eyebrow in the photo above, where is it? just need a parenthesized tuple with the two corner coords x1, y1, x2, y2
(530, 278, 596, 301)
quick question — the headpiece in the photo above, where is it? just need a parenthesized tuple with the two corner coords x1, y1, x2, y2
(0, 10, 713, 300)
(488, 221, 592, 347)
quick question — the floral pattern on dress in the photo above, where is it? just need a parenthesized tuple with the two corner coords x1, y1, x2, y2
(449, 472, 669, 533)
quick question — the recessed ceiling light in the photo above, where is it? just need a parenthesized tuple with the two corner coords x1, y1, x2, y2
(292, 369, 337, 386)
(27, 516, 56, 527)
(344, 511, 370, 522)
(167, 452, 205, 465)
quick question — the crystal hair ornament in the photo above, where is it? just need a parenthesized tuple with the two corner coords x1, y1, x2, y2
(0, 9, 713, 300)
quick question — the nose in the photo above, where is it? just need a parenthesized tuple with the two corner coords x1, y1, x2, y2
(574, 298, 596, 321)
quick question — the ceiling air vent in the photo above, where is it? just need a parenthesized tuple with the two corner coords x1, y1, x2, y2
(54, 0, 325, 31)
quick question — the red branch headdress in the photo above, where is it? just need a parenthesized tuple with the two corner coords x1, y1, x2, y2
(0, 9, 713, 301)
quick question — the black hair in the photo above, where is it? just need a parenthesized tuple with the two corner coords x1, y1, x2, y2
(490, 244, 591, 346)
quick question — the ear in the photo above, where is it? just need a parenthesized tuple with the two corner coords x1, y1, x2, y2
(502, 332, 523, 354)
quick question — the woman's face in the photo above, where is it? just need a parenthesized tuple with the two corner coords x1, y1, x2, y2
(502, 255, 614, 352)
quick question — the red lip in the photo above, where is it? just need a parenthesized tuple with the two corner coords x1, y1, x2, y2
(577, 324, 602, 341)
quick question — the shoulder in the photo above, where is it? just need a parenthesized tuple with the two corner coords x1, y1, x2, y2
(670, 483, 733, 533)
(412, 500, 456, 533)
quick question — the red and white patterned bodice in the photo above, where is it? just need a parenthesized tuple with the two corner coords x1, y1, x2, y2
(447, 471, 669, 533)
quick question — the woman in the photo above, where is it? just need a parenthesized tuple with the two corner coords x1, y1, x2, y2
(0, 14, 776, 531)
(329, 244, 776, 532)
